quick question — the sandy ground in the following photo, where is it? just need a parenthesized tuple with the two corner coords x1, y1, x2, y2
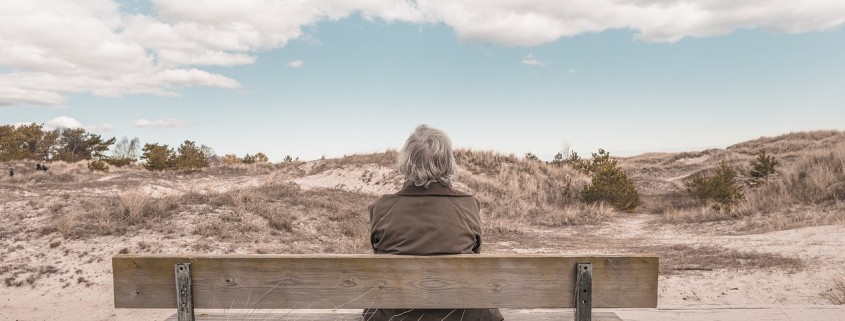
(2, 165, 845, 320)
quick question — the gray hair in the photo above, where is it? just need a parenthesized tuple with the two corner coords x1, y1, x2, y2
(398, 125, 457, 188)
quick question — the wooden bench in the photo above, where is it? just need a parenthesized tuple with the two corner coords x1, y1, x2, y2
(113, 254, 658, 321)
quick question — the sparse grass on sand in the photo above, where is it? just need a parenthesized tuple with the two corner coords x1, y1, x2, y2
(822, 271, 845, 305)
(655, 134, 845, 231)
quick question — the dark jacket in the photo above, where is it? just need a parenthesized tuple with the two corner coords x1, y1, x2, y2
(363, 182, 504, 321)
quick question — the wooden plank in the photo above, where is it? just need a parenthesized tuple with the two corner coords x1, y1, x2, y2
(165, 311, 623, 321)
(114, 254, 657, 310)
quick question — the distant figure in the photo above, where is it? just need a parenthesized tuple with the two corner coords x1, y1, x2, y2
(41, 164, 48, 172)
(36, 163, 42, 171)
(8, 167, 13, 177)
(363, 125, 504, 321)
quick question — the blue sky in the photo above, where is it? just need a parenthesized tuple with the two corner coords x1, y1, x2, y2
(1, 1, 844, 161)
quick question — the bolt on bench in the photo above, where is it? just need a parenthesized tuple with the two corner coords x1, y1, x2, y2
(113, 254, 658, 321)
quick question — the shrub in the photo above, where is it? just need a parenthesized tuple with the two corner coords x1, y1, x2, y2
(254, 152, 269, 163)
(174, 140, 209, 172)
(687, 162, 744, 207)
(103, 157, 133, 167)
(222, 154, 241, 165)
(749, 150, 778, 182)
(242, 154, 256, 164)
(580, 149, 640, 212)
(87, 160, 109, 172)
(821, 271, 845, 305)
(140, 143, 175, 171)
(583, 162, 640, 212)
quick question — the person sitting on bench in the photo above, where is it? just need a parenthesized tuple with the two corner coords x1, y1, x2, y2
(364, 125, 504, 321)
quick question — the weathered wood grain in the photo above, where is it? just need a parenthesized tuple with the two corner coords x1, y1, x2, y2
(164, 311, 624, 321)
(114, 254, 657, 310)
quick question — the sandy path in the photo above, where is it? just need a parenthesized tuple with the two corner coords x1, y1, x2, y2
(491, 214, 845, 307)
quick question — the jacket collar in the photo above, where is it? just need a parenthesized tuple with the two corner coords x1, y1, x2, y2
(395, 182, 471, 197)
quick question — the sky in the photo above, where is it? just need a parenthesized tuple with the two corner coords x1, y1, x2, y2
(1, 1, 844, 161)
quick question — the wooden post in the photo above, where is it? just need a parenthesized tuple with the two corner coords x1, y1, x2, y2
(175, 263, 194, 321)
(575, 263, 592, 321)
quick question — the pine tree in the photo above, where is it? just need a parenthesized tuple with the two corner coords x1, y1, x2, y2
(749, 150, 778, 181)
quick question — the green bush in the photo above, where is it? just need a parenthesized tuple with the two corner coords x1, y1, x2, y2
(254, 152, 269, 163)
(140, 143, 175, 171)
(749, 150, 778, 182)
(87, 160, 109, 172)
(687, 162, 744, 207)
(104, 157, 133, 167)
(580, 149, 640, 212)
(174, 140, 209, 172)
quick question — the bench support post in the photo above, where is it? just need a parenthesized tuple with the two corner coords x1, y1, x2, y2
(575, 263, 592, 321)
(175, 263, 195, 321)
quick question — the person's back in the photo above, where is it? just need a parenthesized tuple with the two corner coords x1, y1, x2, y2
(363, 125, 503, 321)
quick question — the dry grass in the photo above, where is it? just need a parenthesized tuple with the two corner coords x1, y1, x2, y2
(661, 206, 738, 223)
(306, 150, 398, 175)
(638, 193, 699, 214)
(657, 138, 845, 230)
(455, 150, 601, 226)
(532, 202, 614, 227)
(821, 271, 845, 305)
(728, 130, 845, 155)
(734, 141, 845, 229)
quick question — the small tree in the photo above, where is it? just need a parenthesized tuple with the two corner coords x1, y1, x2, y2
(140, 143, 175, 171)
(687, 162, 744, 207)
(108, 136, 141, 167)
(112, 137, 141, 162)
(524, 152, 540, 161)
(88, 160, 109, 172)
(254, 152, 269, 163)
(551, 152, 564, 166)
(174, 140, 209, 172)
(580, 148, 640, 212)
(54, 128, 116, 162)
(749, 150, 778, 181)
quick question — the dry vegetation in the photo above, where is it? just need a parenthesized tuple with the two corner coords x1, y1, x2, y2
(2, 130, 845, 317)
(822, 271, 845, 305)
(620, 130, 845, 231)
(455, 150, 609, 227)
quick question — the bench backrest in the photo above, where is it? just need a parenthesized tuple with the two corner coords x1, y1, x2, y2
(113, 254, 658, 310)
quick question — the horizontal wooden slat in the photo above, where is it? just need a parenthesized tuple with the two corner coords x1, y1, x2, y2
(113, 254, 657, 309)
(164, 311, 623, 321)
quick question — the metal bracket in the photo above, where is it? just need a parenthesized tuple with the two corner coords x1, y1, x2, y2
(575, 263, 592, 321)
(175, 263, 195, 321)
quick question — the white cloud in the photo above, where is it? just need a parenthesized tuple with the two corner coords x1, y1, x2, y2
(45, 116, 84, 130)
(288, 60, 305, 68)
(521, 53, 546, 66)
(133, 118, 189, 128)
(416, 0, 845, 44)
(43, 116, 112, 132)
(1, 0, 844, 105)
